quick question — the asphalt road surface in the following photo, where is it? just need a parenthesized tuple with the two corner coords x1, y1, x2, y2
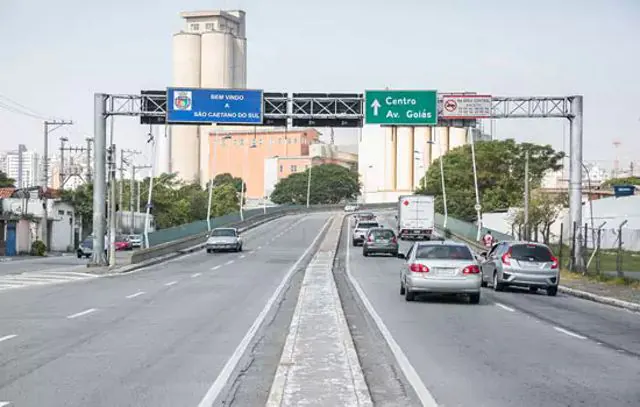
(344, 211, 640, 406)
(0, 250, 133, 276)
(0, 213, 331, 407)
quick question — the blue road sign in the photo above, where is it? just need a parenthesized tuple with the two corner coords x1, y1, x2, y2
(166, 87, 263, 125)
(613, 185, 636, 197)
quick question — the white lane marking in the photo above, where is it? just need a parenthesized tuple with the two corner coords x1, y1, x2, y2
(239, 255, 246, 259)
(554, 326, 587, 340)
(197, 216, 332, 407)
(256, 246, 262, 250)
(0, 334, 18, 343)
(0, 401, 11, 406)
(345, 222, 438, 407)
(164, 281, 178, 287)
(224, 260, 235, 266)
(192, 272, 202, 278)
(126, 291, 145, 299)
(211, 265, 221, 270)
(495, 303, 515, 312)
(67, 308, 97, 319)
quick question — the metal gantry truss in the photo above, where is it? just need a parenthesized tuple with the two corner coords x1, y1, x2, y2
(105, 93, 577, 122)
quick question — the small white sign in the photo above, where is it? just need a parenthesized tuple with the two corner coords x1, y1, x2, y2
(441, 94, 492, 119)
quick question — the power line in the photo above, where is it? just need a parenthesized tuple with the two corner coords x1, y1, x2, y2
(0, 93, 50, 120)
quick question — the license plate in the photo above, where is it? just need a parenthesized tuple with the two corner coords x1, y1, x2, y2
(435, 268, 456, 276)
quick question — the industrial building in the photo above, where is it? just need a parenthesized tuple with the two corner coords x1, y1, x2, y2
(166, 10, 247, 185)
(358, 125, 489, 203)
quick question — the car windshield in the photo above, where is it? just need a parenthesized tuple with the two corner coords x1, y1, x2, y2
(81, 239, 93, 248)
(370, 229, 395, 239)
(210, 229, 236, 237)
(415, 244, 474, 260)
(510, 244, 553, 262)
(357, 222, 379, 229)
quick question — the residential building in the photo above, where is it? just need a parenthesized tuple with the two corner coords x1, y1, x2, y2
(0, 147, 40, 188)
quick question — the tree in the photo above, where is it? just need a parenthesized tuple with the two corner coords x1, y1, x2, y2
(510, 190, 567, 243)
(61, 183, 94, 230)
(601, 176, 640, 188)
(210, 183, 240, 217)
(0, 171, 15, 188)
(212, 173, 245, 193)
(271, 164, 359, 205)
(416, 139, 564, 222)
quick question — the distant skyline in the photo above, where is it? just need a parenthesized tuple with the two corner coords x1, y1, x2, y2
(1, 0, 639, 173)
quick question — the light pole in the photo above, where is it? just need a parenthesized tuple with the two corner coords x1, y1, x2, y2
(467, 127, 482, 241)
(207, 134, 231, 231)
(413, 150, 426, 191)
(362, 164, 373, 203)
(427, 137, 448, 228)
(306, 156, 320, 208)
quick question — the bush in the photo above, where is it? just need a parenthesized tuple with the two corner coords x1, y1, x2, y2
(31, 240, 47, 256)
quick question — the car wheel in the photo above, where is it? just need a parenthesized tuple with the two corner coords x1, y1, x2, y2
(400, 281, 405, 295)
(392, 251, 398, 257)
(238, 245, 243, 252)
(77, 252, 82, 259)
(493, 272, 504, 292)
(363, 250, 369, 257)
(469, 292, 481, 304)
(405, 287, 415, 302)
(86, 254, 91, 259)
(206, 249, 211, 253)
(352, 240, 357, 247)
(529, 286, 538, 293)
(547, 286, 558, 296)
(480, 278, 488, 288)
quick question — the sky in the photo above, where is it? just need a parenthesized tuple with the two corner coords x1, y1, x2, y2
(1, 0, 639, 174)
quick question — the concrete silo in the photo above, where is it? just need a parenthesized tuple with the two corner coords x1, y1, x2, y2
(383, 127, 397, 192)
(395, 127, 414, 192)
(431, 127, 449, 164)
(448, 127, 467, 150)
(413, 127, 431, 190)
(171, 32, 201, 182)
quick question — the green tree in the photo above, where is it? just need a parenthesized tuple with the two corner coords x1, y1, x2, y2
(212, 173, 245, 193)
(510, 190, 567, 243)
(210, 183, 240, 217)
(271, 164, 359, 205)
(0, 171, 15, 187)
(416, 139, 564, 221)
(61, 183, 94, 230)
(601, 176, 640, 188)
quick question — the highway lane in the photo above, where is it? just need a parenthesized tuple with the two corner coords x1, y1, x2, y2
(346, 212, 640, 406)
(0, 213, 330, 407)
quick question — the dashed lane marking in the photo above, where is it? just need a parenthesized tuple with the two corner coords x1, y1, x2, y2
(164, 281, 178, 287)
(126, 291, 145, 299)
(554, 326, 587, 340)
(192, 273, 202, 278)
(0, 334, 18, 343)
(495, 303, 515, 312)
(67, 308, 97, 319)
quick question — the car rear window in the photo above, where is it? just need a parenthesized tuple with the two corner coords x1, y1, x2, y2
(370, 229, 395, 239)
(210, 229, 236, 237)
(510, 244, 553, 262)
(415, 245, 474, 260)
(357, 222, 379, 229)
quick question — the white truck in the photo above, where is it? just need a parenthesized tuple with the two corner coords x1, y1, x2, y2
(397, 195, 435, 240)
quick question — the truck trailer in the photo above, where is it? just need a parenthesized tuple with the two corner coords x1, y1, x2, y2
(397, 195, 435, 240)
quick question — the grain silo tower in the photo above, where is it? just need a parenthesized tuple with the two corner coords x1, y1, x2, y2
(170, 10, 247, 184)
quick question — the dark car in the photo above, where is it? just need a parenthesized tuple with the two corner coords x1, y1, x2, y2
(363, 228, 399, 257)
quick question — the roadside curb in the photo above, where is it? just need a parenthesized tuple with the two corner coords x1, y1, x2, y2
(558, 285, 640, 313)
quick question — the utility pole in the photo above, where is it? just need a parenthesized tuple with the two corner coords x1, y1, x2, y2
(58, 137, 69, 188)
(86, 137, 93, 183)
(90, 94, 107, 266)
(468, 127, 482, 241)
(42, 119, 73, 250)
(119, 148, 141, 233)
(524, 149, 530, 241)
(306, 160, 312, 208)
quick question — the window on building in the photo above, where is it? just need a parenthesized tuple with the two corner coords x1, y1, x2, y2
(190, 23, 200, 31)
(292, 138, 298, 144)
(279, 165, 283, 172)
(291, 165, 297, 172)
(205, 23, 214, 31)
(239, 138, 244, 145)
(58, 210, 64, 216)
(67, 211, 73, 216)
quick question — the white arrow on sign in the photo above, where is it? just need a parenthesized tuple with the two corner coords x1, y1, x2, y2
(224, 103, 230, 108)
(371, 99, 381, 116)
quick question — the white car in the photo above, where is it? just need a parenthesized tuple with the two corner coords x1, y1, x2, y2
(344, 204, 360, 212)
(206, 228, 243, 253)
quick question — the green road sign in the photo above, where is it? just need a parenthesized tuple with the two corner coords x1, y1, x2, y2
(365, 90, 438, 125)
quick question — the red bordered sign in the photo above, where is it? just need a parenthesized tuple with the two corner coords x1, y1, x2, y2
(440, 94, 492, 119)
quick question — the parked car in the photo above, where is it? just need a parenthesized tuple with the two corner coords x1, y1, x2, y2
(479, 241, 559, 296)
(206, 228, 243, 253)
(128, 234, 143, 248)
(363, 228, 399, 257)
(76, 236, 108, 259)
(399, 241, 482, 304)
(114, 235, 132, 251)
(352, 220, 381, 246)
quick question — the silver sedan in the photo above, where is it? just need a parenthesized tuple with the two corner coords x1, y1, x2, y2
(399, 241, 482, 304)
(206, 228, 243, 253)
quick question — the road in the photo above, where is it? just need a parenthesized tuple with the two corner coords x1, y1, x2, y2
(343, 211, 640, 407)
(0, 213, 331, 407)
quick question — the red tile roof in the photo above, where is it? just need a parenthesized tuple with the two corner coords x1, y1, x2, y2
(0, 187, 15, 198)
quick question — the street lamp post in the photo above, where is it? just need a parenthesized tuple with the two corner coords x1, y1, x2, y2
(426, 137, 448, 228)
(240, 140, 257, 221)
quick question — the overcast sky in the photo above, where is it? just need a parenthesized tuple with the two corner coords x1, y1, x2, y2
(1, 0, 638, 172)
